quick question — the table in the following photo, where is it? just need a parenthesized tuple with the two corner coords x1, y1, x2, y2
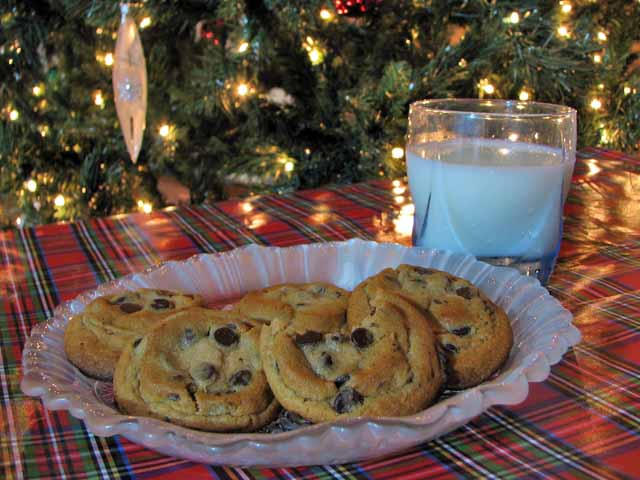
(2, 147, 639, 479)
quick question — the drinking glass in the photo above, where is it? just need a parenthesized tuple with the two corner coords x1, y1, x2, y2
(406, 99, 576, 284)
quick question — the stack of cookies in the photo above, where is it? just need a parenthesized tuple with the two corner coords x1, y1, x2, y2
(64, 265, 513, 432)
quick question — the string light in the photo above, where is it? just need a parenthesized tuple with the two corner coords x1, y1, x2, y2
(104, 52, 114, 66)
(304, 148, 311, 155)
(158, 124, 170, 137)
(597, 83, 604, 90)
(392, 180, 402, 187)
(304, 37, 324, 65)
(93, 90, 105, 107)
(137, 200, 153, 214)
(139, 17, 151, 29)
(593, 53, 602, 63)
(9, 109, 19, 121)
(557, 26, 570, 38)
(54, 194, 65, 207)
(284, 161, 295, 172)
(560, 3, 572, 14)
(508, 12, 520, 24)
(519, 89, 530, 101)
(320, 9, 333, 20)
(624, 86, 632, 95)
(38, 125, 49, 137)
(508, 133, 519, 142)
(238, 42, 249, 53)
(590, 98, 602, 110)
(237, 83, 249, 96)
(15, 217, 23, 227)
(96, 27, 104, 35)
(32, 85, 43, 96)
(597, 31, 607, 42)
(391, 147, 405, 159)
(26, 179, 37, 192)
(478, 78, 495, 95)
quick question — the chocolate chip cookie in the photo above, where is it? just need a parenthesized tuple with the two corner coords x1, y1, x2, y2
(64, 288, 202, 380)
(260, 290, 444, 422)
(236, 282, 349, 331)
(349, 264, 513, 389)
(114, 307, 280, 432)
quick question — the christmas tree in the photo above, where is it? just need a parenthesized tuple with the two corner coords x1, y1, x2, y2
(1, 0, 638, 228)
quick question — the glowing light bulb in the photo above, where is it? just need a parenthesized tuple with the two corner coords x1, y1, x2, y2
(9, 109, 18, 121)
(391, 147, 405, 159)
(32, 85, 43, 96)
(237, 83, 249, 96)
(54, 194, 65, 207)
(15, 217, 23, 227)
(96, 27, 103, 35)
(142, 202, 152, 214)
(392, 180, 401, 187)
(483, 83, 495, 94)
(238, 42, 249, 53)
(284, 161, 294, 172)
(508, 133, 519, 142)
(38, 125, 49, 137)
(509, 12, 520, 23)
(159, 124, 170, 137)
(593, 53, 602, 63)
(597, 31, 607, 42)
(624, 86, 631, 95)
(309, 48, 323, 65)
(94, 90, 104, 107)
(561, 3, 572, 13)
(104, 52, 114, 66)
(519, 90, 530, 101)
(304, 148, 311, 155)
(557, 26, 569, 37)
(590, 98, 602, 110)
(139, 17, 151, 29)
(597, 83, 604, 90)
(320, 9, 333, 20)
(26, 179, 37, 192)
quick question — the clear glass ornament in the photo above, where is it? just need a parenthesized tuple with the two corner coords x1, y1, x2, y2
(113, 3, 147, 164)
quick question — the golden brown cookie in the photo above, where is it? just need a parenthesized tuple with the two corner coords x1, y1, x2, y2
(64, 288, 202, 380)
(114, 307, 280, 432)
(349, 264, 513, 389)
(260, 290, 444, 423)
(236, 282, 349, 331)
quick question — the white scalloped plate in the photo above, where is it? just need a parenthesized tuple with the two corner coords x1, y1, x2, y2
(21, 239, 580, 467)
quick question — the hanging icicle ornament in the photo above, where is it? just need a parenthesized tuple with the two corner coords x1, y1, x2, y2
(113, 3, 147, 164)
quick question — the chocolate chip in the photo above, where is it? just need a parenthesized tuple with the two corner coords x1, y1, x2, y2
(456, 287, 474, 300)
(151, 298, 174, 309)
(321, 352, 333, 368)
(181, 328, 197, 348)
(443, 343, 459, 353)
(213, 327, 239, 346)
(295, 303, 309, 307)
(167, 393, 180, 401)
(412, 266, 432, 274)
(333, 387, 364, 414)
(294, 331, 324, 345)
(334, 374, 350, 389)
(171, 374, 185, 382)
(451, 326, 471, 336)
(119, 303, 142, 314)
(432, 299, 443, 304)
(111, 296, 127, 305)
(351, 328, 374, 348)
(133, 338, 142, 348)
(194, 363, 218, 381)
(155, 289, 175, 296)
(187, 382, 198, 394)
(230, 369, 252, 386)
(369, 306, 377, 316)
(312, 286, 327, 295)
(330, 334, 348, 343)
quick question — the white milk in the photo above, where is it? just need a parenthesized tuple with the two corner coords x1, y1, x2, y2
(406, 139, 571, 259)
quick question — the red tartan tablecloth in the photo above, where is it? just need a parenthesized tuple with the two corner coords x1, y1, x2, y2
(2, 147, 639, 479)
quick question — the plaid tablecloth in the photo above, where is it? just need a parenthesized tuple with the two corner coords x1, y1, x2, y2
(2, 148, 639, 479)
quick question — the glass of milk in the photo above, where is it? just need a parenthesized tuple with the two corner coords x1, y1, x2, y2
(406, 99, 576, 284)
